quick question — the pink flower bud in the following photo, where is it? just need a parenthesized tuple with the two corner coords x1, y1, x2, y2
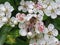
(16, 13, 25, 22)
(37, 22, 44, 32)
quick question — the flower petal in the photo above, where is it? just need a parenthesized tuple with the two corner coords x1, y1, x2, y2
(0, 4, 6, 11)
(6, 12, 11, 18)
(43, 28, 48, 34)
(18, 6, 23, 11)
(0, 22, 4, 28)
(56, 10, 60, 15)
(4, 2, 14, 12)
(51, 13, 57, 19)
(52, 29, 58, 36)
(19, 29, 27, 36)
(0, 10, 5, 16)
(48, 24, 54, 31)
(19, 23, 26, 29)
(44, 9, 51, 16)
(44, 34, 50, 41)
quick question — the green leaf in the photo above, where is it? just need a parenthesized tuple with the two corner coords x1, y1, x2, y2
(0, 24, 12, 45)
(57, 35, 60, 40)
(52, 17, 60, 30)
(14, 37, 29, 45)
(43, 14, 48, 21)
(5, 26, 19, 44)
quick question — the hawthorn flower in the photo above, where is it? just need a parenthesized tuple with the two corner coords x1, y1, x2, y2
(18, 0, 35, 13)
(37, 0, 51, 9)
(18, 0, 27, 12)
(25, 14, 37, 21)
(44, 1, 60, 19)
(0, 2, 14, 18)
(46, 37, 59, 45)
(9, 17, 18, 27)
(0, 2, 14, 28)
(2, 17, 8, 23)
(43, 24, 58, 41)
(29, 36, 59, 45)
(55, 0, 60, 7)
(19, 14, 37, 37)
(32, 3, 44, 16)
(19, 28, 27, 36)
(19, 13, 45, 39)
(26, 2, 45, 20)
(26, 1, 35, 9)
(0, 16, 8, 28)
(16, 13, 26, 23)
(38, 0, 52, 4)
(29, 38, 46, 45)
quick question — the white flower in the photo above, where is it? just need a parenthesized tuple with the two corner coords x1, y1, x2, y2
(46, 37, 59, 45)
(55, 0, 60, 7)
(31, 3, 44, 15)
(9, 17, 18, 27)
(38, 0, 53, 5)
(43, 24, 58, 40)
(29, 39, 37, 45)
(27, 32, 33, 37)
(0, 4, 6, 12)
(29, 36, 59, 45)
(26, 1, 34, 9)
(2, 17, 8, 23)
(19, 29, 27, 36)
(26, 1, 35, 13)
(0, 2, 14, 28)
(19, 22, 26, 29)
(37, 39, 46, 45)
(18, 0, 29, 12)
(18, 14, 44, 38)
(25, 14, 37, 21)
(0, 2, 14, 18)
(29, 38, 46, 45)
(37, 12, 44, 21)
(0, 11, 5, 17)
(0, 17, 5, 28)
(16, 13, 26, 23)
(18, 0, 27, 12)
(27, 9, 34, 14)
(18, 0, 35, 13)
(4, 2, 14, 18)
(44, 1, 60, 19)
(37, 0, 53, 9)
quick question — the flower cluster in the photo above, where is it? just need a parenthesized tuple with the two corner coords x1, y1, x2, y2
(18, 0, 60, 19)
(0, 0, 60, 45)
(0, 2, 18, 27)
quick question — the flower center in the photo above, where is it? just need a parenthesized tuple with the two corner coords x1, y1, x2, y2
(27, 17, 37, 32)
(51, 9, 55, 13)
(23, 4, 28, 8)
(30, 17, 37, 24)
(48, 31, 52, 35)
